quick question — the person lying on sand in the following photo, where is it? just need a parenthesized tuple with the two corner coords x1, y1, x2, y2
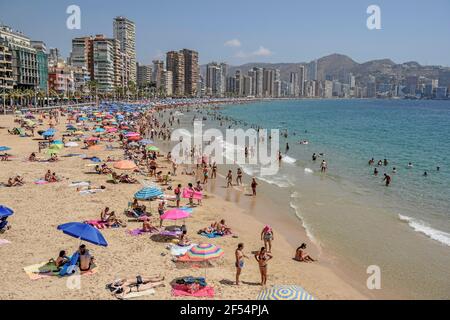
(48, 154, 58, 162)
(294, 243, 316, 262)
(100, 164, 112, 174)
(142, 220, 157, 233)
(198, 219, 231, 235)
(77, 185, 106, 192)
(109, 275, 165, 298)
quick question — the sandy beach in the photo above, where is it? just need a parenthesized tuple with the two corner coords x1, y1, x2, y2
(0, 108, 367, 300)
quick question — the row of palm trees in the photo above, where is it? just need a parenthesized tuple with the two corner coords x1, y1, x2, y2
(1, 80, 167, 110)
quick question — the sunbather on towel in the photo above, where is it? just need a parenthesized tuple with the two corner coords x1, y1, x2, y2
(49, 250, 70, 269)
(110, 275, 165, 298)
(101, 207, 126, 228)
(142, 220, 157, 233)
(131, 199, 146, 214)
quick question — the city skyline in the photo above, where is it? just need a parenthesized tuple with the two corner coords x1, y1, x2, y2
(0, 0, 449, 67)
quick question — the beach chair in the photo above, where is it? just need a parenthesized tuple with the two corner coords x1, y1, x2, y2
(17, 128, 26, 137)
(124, 202, 151, 221)
(108, 174, 120, 184)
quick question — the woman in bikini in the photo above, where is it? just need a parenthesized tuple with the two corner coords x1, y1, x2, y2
(294, 243, 316, 262)
(261, 225, 274, 253)
(110, 275, 165, 299)
(255, 247, 273, 286)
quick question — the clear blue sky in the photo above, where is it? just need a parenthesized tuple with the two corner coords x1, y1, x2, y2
(1, 0, 449, 66)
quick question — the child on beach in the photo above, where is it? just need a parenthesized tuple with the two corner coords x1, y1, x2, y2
(235, 243, 249, 285)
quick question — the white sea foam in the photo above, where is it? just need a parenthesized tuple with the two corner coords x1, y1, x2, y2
(257, 175, 293, 188)
(282, 155, 297, 164)
(398, 214, 450, 247)
(291, 191, 301, 199)
(304, 168, 314, 174)
(290, 201, 318, 245)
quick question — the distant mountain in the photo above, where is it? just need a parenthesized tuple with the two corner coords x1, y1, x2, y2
(201, 53, 450, 86)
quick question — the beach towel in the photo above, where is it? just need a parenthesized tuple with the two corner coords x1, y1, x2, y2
(127, 227, 158, 236)
(169, 244, 196, 257)
(85, 220, 116, 229)
(79, 189, 104, 195)
(69, 181, 90, 187)
(0, 239, 11, 246)
(182, 188, 203, 200)
(159, 230, 182, 237)
(200, 231, 226, 239)
(23, 261, 97, 280)
(34, 180, 49, 185)
(172, 285, 215, 298)
(119, 289, 155, 300)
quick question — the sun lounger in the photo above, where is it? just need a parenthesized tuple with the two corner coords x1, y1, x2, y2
(0, 239, 11, 246)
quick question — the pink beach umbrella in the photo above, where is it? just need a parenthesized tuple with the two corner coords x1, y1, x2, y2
(160, 209, 191, 221)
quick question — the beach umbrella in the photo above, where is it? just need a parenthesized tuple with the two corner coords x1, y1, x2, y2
(134, 187, 164, 200)
(65, 142, 79, 147)
(51, 140, 64, 145)
(139, 139, 154, 145)
(49, 143, 63, 150)
(88, 145, 102, 151)
(74, 131, 85, 135)
(85, 137, 99, 142)
(113, 160, 137, 170)
(95, 128, 106, 133)
(0, 205, 14, 219)
(57, 222, 108, 247)
(256, 285, 315, 301)
(0, 146, 11, 152)
(161, 209, 191, 221)
(127, 136, 141, 142)
(107, 128, 118, 133)
(186, 243, 224, 261)
(46, 148, 60, 155)
(125, 132, 139, 137)
(146, 146, 159, 152)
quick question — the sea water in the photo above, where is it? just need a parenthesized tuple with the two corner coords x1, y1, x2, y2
(212, 99, 450, 299)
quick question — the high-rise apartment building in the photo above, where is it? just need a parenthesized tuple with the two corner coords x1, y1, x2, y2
(30, 41, 48, 92)
(289, 72, 299, 96)
(0, 25, 39, 90)
(136, 63, 152, 88)
(152, 60, 164, 91)
(162, 69, 173, 96)
(206, 62, 224, 97)
(181, 49, 199, 97)
(307, 60, 318, 81)
(166, 51, 185, 96)
(0, 39, 14, 93)
(91, 35, 118, 92)
(113, 17, 136, 83)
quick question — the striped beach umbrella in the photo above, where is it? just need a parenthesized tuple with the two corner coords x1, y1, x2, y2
(186, 243, 224, 261)
(256, 285, 316, 301)
(134, 187, 163, 200)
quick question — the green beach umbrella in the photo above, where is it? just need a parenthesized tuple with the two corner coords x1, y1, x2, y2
(146, 145, 159, 152)
(46, 148, 60, 155)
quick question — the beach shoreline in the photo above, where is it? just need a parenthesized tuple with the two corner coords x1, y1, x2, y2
(0, 104, 368, 300)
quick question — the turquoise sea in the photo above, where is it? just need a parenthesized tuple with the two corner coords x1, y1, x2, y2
(212, 99, 450, 298)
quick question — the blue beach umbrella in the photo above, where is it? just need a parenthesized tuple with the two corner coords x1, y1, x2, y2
(134, 187, 164, 200)
(57, 222, 108, 247)
(51, 140, 64, 145)
(139, 139, 154, 145)
(179, 207, 194, 214)
(0, 205, 14, 218)
(257, 285, 315, 301)
(0, 146, 11, 152)
(95, 128, 105, 133)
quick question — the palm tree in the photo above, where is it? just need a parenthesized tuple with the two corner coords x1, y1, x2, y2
(87, 80, 98, 103)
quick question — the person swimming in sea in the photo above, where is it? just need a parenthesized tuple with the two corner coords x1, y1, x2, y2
(312, 153, 317, 161)
(423, 171, 428, 177)
(374, 168, 379, 176)
(368, 158, 375, 166)
(407, 162, 413, 168)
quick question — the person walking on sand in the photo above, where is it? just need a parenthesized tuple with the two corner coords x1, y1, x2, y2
(236, 168, 243, 186)
(211, 162, 217, 179)
(226, 170, 233, 188)
(174, 184, 182, 208)
(255, 247, 272, 286)
(261, 225, 274, 253)
(235, 243, 248, 285)
(251, 178, 258, 196)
